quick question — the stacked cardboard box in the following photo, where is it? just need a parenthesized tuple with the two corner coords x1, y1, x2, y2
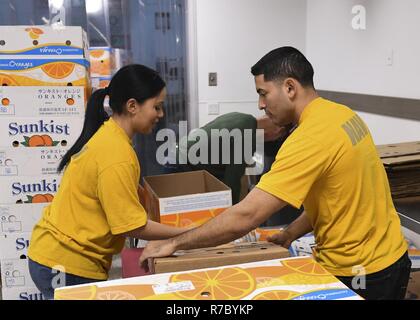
(54, 256, 362, 300)
(89, 47, 112, 90)
(0, 25, 88, 300)
(377, 141, 420, 198)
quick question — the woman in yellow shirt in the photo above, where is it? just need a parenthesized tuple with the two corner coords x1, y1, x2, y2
(28, 64, 187, 299)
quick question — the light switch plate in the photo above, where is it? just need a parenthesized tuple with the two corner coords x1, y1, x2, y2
(208, 103, 220, 115)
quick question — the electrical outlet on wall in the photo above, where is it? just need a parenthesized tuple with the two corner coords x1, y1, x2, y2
(208, 103, 220, 115)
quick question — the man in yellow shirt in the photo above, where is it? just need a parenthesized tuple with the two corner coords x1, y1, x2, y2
(140, 47, 411, 300)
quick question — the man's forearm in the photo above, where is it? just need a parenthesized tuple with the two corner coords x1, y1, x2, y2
(170, 204, 257, 251)
(284, 210, 313, 241)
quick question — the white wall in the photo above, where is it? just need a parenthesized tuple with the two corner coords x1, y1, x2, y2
(194, 0, 307, 126)
(306, 0, 420, 143)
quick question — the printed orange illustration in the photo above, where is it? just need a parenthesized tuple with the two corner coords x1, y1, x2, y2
(0, 74, 19, 86)
(89, 50, 105, 58)
(25, 193, 54, 204)
(1, 98, 10, 106)
(160, 208, 226, 228)
(55, 285, 97, 300)
(282, 257, 330, 276)
(170, 267, 256, 300)
(41, 62, 75, 79)
(21, 135, 59, 147)
(25, 27, 44, 40)
(253, 290, 298, 300)
(66, 98, 75, 105)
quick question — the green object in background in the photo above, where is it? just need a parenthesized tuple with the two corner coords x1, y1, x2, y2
(177, 112, 257, 204)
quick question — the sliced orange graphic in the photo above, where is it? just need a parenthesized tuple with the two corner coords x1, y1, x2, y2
(96, 290, 136, 300)
(1, 98, 10, 106)
(0, 74, 18, 86)
(90, 50, 105, 58)
(55, 285, 97, 300)
(253, 290, 298, 300)
(170, 267, 255, 300)
(282, 258, 330, 276)
(160, 213, 180, 227)
(41, 62, 75, 79)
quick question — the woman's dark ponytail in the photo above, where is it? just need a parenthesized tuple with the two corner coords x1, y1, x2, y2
(58, 88, 109, 172)
(58, 64, 165, 172)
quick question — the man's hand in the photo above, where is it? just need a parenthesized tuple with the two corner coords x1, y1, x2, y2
(139, 239, 176, 271)
(267, 230, 293, 248)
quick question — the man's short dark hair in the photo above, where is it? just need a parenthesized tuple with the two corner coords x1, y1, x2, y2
(251, 46, 315, 88)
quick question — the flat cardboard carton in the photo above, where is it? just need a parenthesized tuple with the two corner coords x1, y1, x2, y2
(152, 241, 290, 274)
(0, 117, 83, 148)
(0, 231, 31, 260)
(143, 170, 232, 228)
(54, 256, 362, 300)
(89, 47, 112, 77)
(0, 147, 67, 176)
(0, 25, 88, 58)
(1, 286, 45, 300)
(0, 58, 89, 87)
(0, 174, 61, 204)
(0, 203, 45, 234)
(0, 86, 85, 117)
(1, 258, 36, 289)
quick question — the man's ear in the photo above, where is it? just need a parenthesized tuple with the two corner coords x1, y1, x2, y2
(284, 78, 297, 98)
(126, 98, 138, 114)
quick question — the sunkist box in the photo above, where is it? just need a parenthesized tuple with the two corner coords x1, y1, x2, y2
(54, 256, 362, 300)
(0, 58, 90, 87)
(0, 147, 66, 176)
(0, 86, 85, 117)
(152, 241, 290, 274)
(143, 170, 232, 228)
(0, 26, 88, 58)
(1, 258, 36, 289)
(2, 286, 45, 300)
(0, 232, 31, 260)
(89, 47, 112, 78)
(0, 117, 83, 148)
(0, 174, 61, 204)
(0, 203, 46, 234)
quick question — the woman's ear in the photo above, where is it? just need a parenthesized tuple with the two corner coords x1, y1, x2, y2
(126, 98, 138, 115)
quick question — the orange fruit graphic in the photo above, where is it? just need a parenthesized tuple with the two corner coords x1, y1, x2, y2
(96, 290, 136, 300)
(31, 194, 49, 203)
(25, 27, 44, 40)
(0, 74, 18, 86)
(253, 290, 298, 300)
(247, 266, 289, 281)
(41, 62, 75, 79)
(90, 50, 105, 58)
(28, 135, 45, 147)
(161, 208, 225, 228)
(55, 285, 97, 300)
(66, 98, 75, 105)
(41, 134, 53, 146)
(44, 194, 54, 202)
(170, 267, 256, 300)
(1, 98, 10, 106)
(282, 258, 330, 276)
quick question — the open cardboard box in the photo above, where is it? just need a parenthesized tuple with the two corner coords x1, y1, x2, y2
(151, 241, 290, 274)
(143, 170, 232, 227)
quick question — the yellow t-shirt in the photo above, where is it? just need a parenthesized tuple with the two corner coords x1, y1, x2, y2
(28, 118, 147, 280)
(257, 97, 407, 276)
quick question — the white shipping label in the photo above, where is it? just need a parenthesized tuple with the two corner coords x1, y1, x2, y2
(152, 281, 195, 295)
